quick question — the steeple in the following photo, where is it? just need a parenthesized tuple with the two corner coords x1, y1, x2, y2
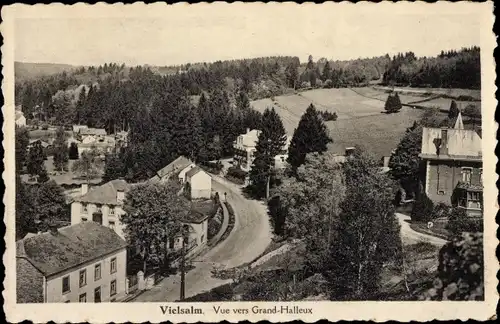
(454, 111, 464, 130)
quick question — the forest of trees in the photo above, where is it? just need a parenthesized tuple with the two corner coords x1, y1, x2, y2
(15, 47, 481, 182)
(382, 47, 480, 89)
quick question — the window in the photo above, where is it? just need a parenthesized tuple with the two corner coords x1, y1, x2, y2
(96, 205, 102, 213)
(110, 280, 117, 296)
(109, 221, 115, 230)
(82, 217, 87, 222)
(82, 204, 88, 213)
(79, 269, 87, 287)
(94, 263, 102, 281)
(79, 293, 87, 302)
(94, 287, 101, 303)
(480, 168, 483, 184)
(110, 257, 117, 274)
(65, 300, 70, 303)
(467, 191, 482, 209)
(438, 190, 445, 195)
(462, 168, 472, 184)
(109, 207, 115, 216)
(62, 276, 70, 294)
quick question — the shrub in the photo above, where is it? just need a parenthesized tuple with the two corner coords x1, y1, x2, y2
(319, 110, 338, 122)
(446, 207, 483, 235)
(227, 166, 247, 180)
(421, 232, 484, 300)
(411, 192, 435, 222)
(384, 93, 402, 113)
(323, 79, 333, 88)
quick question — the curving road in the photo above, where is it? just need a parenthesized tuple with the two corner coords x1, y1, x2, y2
(130, 175, 272, 302)
(396, 213, 448, 246)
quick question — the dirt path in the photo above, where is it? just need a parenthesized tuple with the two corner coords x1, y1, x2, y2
(396, 213, 448, 246)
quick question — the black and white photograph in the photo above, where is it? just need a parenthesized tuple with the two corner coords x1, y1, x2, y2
(3, 2, 497, 323)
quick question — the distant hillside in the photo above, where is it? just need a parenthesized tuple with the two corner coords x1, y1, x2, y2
(15, 62, 79, 81)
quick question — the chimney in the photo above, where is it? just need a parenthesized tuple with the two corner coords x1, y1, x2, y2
(246, 128, 250, 134)
(81, 183, 89, 195)
(117, 190, 125, 204)
(48, 222, 59, 235)
(441, 129, 449, 155)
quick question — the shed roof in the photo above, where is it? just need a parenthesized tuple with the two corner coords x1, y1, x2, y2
(156, 156, 193, 179)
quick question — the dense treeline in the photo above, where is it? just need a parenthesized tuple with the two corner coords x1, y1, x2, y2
(382, 47, 480, 89)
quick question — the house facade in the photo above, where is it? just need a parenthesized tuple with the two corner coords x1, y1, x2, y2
(233, 128, 261, 171)
(16, 222, 128, 303)
(233, 128, 292, 171)
(70, 179, 131, 239)
(185, 167, 212, 199)
(419, 113, 483, 217)
(178, 163, 197, 183)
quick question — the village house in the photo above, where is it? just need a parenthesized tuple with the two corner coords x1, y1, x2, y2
(167, 201, 211, 256)
(184, 166, 212, 199)
(233, 128, 261, 171)
(15, 110, 26, 127)
(233, 128, 292, 171)
(77, 127, 107, 143)
(16, 222, 128, 303)
(419, 112, 483, 217)
(70, 179, 131, 239)
(71, 176, 211, 256)
(150, 156, 194, 183)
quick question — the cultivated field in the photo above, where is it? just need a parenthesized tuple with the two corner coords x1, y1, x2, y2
(251, 87, 447, 158)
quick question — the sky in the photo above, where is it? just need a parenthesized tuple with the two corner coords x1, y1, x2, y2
(14, 4, 481, 67)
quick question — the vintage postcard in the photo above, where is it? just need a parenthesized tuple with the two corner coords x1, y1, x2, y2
(2, 2, 498, 322)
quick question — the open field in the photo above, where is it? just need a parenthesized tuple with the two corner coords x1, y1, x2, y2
(251, 88, 432, 158)
(372, 86, 481, 101)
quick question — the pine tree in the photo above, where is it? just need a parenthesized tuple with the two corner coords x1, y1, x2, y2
(287, 104, 332, 174)
(68, 142, 79, 160)
(53, 126, 69, 171)
(448, 100, 459, 119)
(384, 93, 402, 113)
(248, 108, 287, 198)
(103, 151, 126, 182)
(26, 141, 47, 180)
(322, 61, 332, 82)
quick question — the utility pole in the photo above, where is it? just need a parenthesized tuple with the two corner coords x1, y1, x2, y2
(179, 231, 186, 301)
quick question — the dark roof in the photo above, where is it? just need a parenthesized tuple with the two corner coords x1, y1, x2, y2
(16, 222, 127, 277)
(74, 179, 130, 205)
(156, 156, 193, 179)
(185, 166, 206, 178)
(180, 200, 215, 224)
(181, 210, 210, 224)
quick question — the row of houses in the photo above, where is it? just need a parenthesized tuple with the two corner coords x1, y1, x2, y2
(16, 155, 213, 303)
